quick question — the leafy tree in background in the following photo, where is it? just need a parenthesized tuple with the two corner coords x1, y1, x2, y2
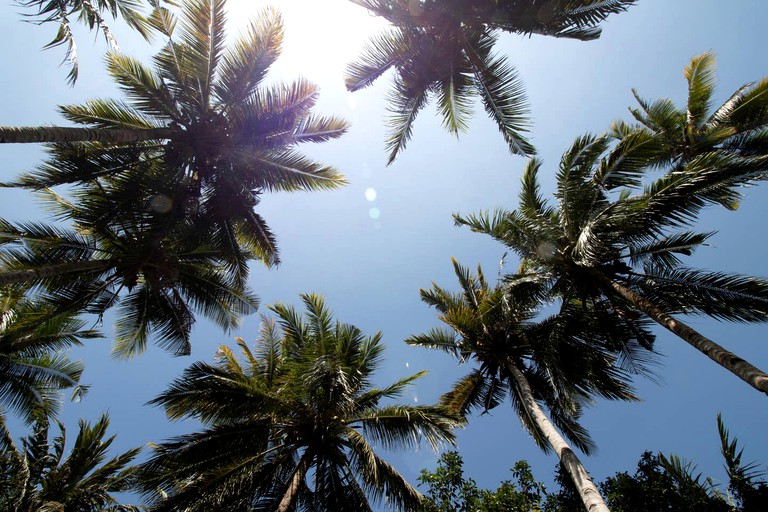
(417, 451, 547, 512)
(717, 414, 768, 511)
(407, 259, 646, 512)
(455, 127, 768, 395)
(549, 415, 768, 511)
(0, 412, 141, 511)
(421, 417, 768, 512)
(17, 0, 173, 84)
(345, 0, 637, 163)
(138, 294, 462, 512)
(0, 290, 96, 422)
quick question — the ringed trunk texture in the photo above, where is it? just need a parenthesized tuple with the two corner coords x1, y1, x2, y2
(0, 126, 173, 144)
(602, 275, 768, 396)
(276, 451, 312, 512)
(0, 259, 117, 286)
(506, 362, 610, 512)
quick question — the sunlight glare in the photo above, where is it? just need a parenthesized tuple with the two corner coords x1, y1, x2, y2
(227, 0, 388, 88)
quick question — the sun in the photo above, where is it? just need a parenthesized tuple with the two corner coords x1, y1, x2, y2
(226, 0, 388, 89)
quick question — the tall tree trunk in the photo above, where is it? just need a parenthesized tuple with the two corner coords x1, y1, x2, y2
(276, 451, 312, 512)
(0, 126, 173, 144)
(0, 259, 117, 286)
(506, 362, 610, 512)
(600, 274, 768, 396)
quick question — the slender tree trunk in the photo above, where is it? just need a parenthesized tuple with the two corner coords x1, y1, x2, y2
(276, 451, 312, 512)
(506, 362, 610, 512)
(0, 259, 117, 286)
(0, 126, 173, 144)
(599, 274, 768, 396)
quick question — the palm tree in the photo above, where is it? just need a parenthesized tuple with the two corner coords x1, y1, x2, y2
(0, 199, 258, 358)
(345, 0, 637, 163)
(0, 412, 141, 511)
(17, 0, 165, 84)
(455, 135, 768, 395)
(138, 293, 462, 511)
(612, 51, 768, 171)
(0, 290, 96, 422)
(606, 51, 768, 222)
(717, 414, 768, 509)
(3, 0, 348, 265)
(407, 259, 644, 512)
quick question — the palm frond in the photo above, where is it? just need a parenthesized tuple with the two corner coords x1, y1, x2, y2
(178, 0, 227, 109)
(384, 75, 431, 164)
(685, 51, 717, 130)
(464, 30, 534, 156)
(345, 28, 409, 92)
(214, 7, 283, 106)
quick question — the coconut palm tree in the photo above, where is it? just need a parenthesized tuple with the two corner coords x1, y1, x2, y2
(3, 0, 348, 266)
(0, 290, 96, 422)
(138, 293, 462, 511)
(455, 135, 768, 395)
(345, 0, 636, 163)
(606, 51, 768, 220)
(612, 51, 768, 170)
(0, 198, 258, 358)
(0, 411, 141, 511)
(406, 259, 644, 512)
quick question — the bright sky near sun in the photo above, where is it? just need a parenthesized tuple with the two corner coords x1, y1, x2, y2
(1, 0, 768, 509)
(228, 0, 388, 88)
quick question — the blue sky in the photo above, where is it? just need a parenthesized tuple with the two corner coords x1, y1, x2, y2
(1, 0, 767, 506)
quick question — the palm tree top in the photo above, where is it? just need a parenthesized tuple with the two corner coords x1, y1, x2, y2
(0, 290, 97, 422)
(612, 51, 768, 169)
(408, 258, 641, 511)
(408, 258, 641, 455)
(0, 412, 142, 511)
(140, 293, 462, 511)
(345, 0, 636, 163)
(6, 1, 350, 270)
(455, 121, 768, 395)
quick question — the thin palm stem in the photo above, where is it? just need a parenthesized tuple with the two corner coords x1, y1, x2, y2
(595, 272, 768, 395)
(276, 449, 312, 512)
(505, 360, 609, 512)
(0, 126, 173, 144)
(0, 258, 117, 286)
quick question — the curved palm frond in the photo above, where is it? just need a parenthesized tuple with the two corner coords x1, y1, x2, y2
(139, 294, 461, 511)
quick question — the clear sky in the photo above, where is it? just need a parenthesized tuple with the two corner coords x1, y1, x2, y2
(1, 0, 767, 506)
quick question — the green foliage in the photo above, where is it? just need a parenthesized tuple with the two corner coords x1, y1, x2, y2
(454, 54, 768, 392)
(10, 1, 348, 270)
(615, 51, 768, 171)
(0, 291, 96, 421)
(717, 414, 768, 511)
(0, 205, 259, 358)
(422, 417, 768, 512)
(138, 294, 462, 511)
(0, 412, 141, 511)
(417, 451, 547, 512)
(594, 452, 732, 512)
(408, 259, 640, 455)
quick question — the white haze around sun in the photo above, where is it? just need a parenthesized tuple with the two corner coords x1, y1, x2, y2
(227, 0, 388, 88)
